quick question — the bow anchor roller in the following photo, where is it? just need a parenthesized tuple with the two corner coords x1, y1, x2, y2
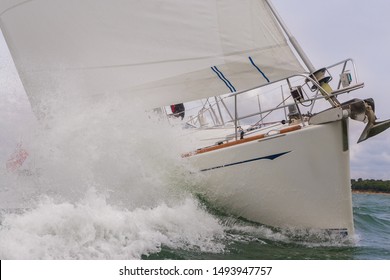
(340, 98, 390, 143)
(357, 99, 390, 143)
(308, 66, 390, 144)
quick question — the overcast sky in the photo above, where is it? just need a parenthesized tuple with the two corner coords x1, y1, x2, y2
(272, 0, 390, 179)
(0, 0, 389, 179)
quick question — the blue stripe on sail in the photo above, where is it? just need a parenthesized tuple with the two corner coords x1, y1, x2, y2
(211, 66, 236, 92)
(248, 56, 270, 83)
(200, 151, 290, 172)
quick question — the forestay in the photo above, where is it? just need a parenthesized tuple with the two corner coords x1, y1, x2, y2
(0, 0, 304, 117)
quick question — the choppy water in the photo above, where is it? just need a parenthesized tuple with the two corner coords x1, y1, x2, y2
(1, 188, 389, 260)
(143, 193, 390, 260)
(0, 104, 389, 260)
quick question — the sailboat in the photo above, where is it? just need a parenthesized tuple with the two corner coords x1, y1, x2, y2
(1, 0, 389, 236)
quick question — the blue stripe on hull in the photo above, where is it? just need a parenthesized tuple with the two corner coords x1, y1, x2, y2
(200, 151, 291, 172)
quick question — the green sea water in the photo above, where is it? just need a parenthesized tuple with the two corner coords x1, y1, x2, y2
(0, 193, 389, 260)
(145, 193, 390, 260)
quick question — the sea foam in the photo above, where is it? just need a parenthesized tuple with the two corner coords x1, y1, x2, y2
(0, 96, 224, 259)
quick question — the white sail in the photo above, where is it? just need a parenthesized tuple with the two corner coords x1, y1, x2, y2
(0, 0, 304, 116)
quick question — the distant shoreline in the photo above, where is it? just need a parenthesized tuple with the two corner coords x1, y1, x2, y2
(351, 179, 390, 194)
(352, 190, 390, 195)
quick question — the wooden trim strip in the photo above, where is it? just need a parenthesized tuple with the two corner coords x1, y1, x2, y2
(182, 125, 301, 158)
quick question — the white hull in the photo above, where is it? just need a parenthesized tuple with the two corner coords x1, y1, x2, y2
(188, 120, 354, 235)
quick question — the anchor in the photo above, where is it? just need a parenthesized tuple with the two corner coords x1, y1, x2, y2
(341, 98, 390, 143)
(308, 67, 390, 143)
(357, 99, 390, 143)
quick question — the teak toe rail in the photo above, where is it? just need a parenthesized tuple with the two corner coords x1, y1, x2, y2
(182, 125, 301, 158)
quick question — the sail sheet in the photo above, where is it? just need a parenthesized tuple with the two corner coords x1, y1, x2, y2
(0, 0, 304, 116)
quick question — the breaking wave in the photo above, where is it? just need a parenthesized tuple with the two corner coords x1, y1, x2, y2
(0, 99, 225, 259)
